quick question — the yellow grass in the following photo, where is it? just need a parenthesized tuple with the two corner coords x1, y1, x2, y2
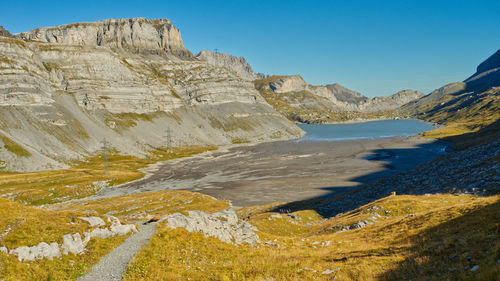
(0, 197, 130, 281)
(0, 146, 216, 205)
(51, 190, 230, 221)
(124, 194, 500, 281)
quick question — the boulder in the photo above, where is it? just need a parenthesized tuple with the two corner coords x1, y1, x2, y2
(161, 209, 260, 246)
(79, 216, 106, 227)
(61, 233, 84, 255)
(87, 228, 114, 239)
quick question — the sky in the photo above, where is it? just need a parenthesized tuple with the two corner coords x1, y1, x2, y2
(2, 0, 500, 97)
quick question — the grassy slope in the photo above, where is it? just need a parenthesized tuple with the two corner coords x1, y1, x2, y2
(0, 146, 220, 280)
(0, 146, 215, 205)
(0, 197, 130, 281)
(124, 194, 499, 281)
(408, 87, 500, 146)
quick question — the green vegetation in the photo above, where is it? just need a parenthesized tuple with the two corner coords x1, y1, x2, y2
(208, 116, 257, 132)
(0, 146, 216, 205)
(231, 138, 250, 144)
(105, 112, 160, 130)
(0, 135, 31, 157)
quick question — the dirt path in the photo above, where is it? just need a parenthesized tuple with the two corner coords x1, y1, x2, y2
(77, 222, 156, 281)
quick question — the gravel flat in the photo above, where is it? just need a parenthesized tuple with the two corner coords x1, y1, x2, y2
(77, 222, 156, 281)
(98, 136, 447, 207)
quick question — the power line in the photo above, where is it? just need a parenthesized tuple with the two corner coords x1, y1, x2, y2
(164, 127, 172, 152)
(101, 138, 109, 176)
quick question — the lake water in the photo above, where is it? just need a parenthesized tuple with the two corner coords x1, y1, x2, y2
(298, 119, 436, 141)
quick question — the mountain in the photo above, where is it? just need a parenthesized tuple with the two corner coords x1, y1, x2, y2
(0, 26, 11, 37)
(400, 49, 500, 142)
(255, 75, 423, 123)
(195, 50, 264, 81)
(15, 18, 192, 58)
(464, 49, 500, 91)
(0, 18, 302, 172)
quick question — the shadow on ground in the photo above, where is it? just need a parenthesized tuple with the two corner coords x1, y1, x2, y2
(380, 199, 500, 281)
(272, 139, 450, 217)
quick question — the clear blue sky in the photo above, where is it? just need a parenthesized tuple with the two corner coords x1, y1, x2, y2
(3, 0, 500, 97)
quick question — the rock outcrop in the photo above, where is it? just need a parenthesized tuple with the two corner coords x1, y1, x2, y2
(195, 50, 264, 81)
(0, 18, 303, 172)
(160, 209, 260, 246)
(0, 26, 11, 37)
(15, 18, 191, 58)
(5, 215, 137, 262)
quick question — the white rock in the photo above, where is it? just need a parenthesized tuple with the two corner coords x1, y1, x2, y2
(61, 233, 84, 255)
(33, 242, 60, 260)
(110, 224, 138, 236)
(79, 216, 106, 227)
(0, 246, 7, 254)
(322, 269, 336, 275)
(161, 209, 260, 246)
(10, 246, 35, 262)
(88, 228, 114, 239)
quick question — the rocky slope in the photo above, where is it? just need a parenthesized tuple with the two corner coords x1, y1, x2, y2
(195, 50, 264, 81)
(0, 26, 11, 37)
(255, 75, 423, 123)
(0, 18, 303, 172)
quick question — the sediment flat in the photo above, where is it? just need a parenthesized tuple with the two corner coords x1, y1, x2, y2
(99, 136, 447, 207)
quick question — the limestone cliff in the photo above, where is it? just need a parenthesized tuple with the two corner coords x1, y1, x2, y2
(195, 50, 264, 81)
(0, 18, 303, 172)
(15, 18, 192, 58)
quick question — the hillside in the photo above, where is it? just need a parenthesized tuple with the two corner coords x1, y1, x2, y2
(255, 75, 423, 123)
(0, 18, 302, 172)
(401, 49, 500, 144)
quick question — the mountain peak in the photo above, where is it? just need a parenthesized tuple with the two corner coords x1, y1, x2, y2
(195, 50, 264, 80)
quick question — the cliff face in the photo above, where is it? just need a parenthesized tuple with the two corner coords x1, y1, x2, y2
(0, 18, 303, 172)
(15, 18, 192, 58)
(195, 50, 264, 81)
(0, 26, 11, 37)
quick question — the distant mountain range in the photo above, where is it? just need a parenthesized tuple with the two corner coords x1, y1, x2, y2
(0, 17, 498, 172)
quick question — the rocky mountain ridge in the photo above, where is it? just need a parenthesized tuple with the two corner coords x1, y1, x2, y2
(252, 74, 423, 123)
(15, 18, 192, 58)
(262, 75, 424, 112)
(195, 50, 264, 81)
(0, 18, 302, 172)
